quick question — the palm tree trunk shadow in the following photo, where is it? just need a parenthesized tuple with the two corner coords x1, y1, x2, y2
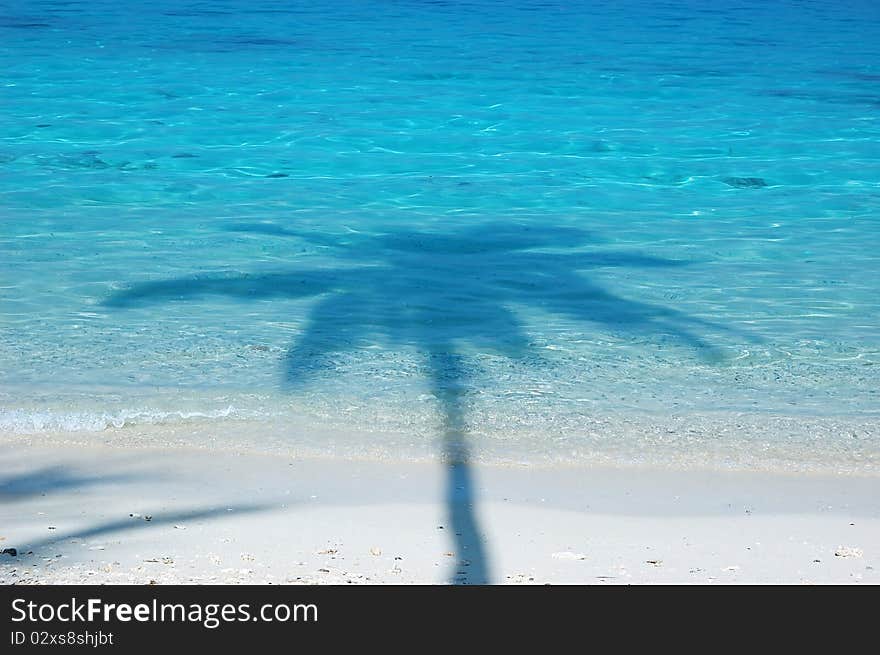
(427, 347, 491, 585)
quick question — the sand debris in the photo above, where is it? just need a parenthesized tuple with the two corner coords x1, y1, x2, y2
(834, 546, 863, 558)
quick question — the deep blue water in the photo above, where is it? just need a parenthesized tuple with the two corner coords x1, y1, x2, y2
(1, 0, 879, 471)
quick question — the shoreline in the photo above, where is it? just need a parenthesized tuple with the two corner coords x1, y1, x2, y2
(2, 405, 878, 476)
(2, 438, 878, 584)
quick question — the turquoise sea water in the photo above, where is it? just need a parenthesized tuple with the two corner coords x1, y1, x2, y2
(1, 0, 879, 471)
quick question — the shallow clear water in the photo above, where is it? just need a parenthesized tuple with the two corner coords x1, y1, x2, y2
(1, 0, 879, 471)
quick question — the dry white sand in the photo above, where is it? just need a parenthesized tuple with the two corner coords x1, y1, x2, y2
(1, 435, 877, 585)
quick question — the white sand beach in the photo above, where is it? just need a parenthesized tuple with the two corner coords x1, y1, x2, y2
(1, 430, 877, 585)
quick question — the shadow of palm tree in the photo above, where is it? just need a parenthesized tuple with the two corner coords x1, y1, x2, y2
(0, 464, 269, 569)
(17, 505, 270, 557)
(105, 221, 754, 584)
(0, 466, 137, 502)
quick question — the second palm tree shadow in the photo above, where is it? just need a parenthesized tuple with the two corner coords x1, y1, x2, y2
(105, 221, 756, 584)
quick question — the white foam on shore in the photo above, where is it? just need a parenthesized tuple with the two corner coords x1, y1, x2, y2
(2, 405, 877, 477)
(0, 406, 253, 434)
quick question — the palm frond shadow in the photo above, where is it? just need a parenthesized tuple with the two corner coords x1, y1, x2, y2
(105, 221, 756, 584)
(0, 466, 137, 502)
(19, 505, 270, 557)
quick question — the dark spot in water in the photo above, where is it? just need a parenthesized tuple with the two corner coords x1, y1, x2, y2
(457, 181, 472, 186)
(1, 22, 51, 29)
(172, 153, 198, 158)
(760, 89, 820, 102)
(722, 177, 768, 188)
(816, 69, 880, 82)
(42, 153, 110, 170)
(266, 172, 289, 178)
(36, 124, 51, 128)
